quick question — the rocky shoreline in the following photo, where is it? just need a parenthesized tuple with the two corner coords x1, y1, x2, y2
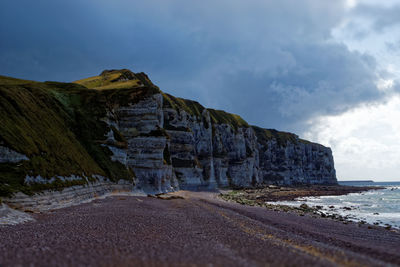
(220, 185, 384, 202)
(219, 185, 394, 230)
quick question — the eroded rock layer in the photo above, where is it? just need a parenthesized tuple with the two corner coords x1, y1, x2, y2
(104, 91, 336, 193)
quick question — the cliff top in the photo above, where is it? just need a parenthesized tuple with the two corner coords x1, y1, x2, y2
(162, 93, 249, 130)
(74, 69, 154, 90)
(0, 75, 36, 86)
(252, 126, 325, 148)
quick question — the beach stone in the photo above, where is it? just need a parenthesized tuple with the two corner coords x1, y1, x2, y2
(300, 203, 310, 210)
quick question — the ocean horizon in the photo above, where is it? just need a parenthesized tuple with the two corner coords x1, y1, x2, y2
(339, 180, 400, 186)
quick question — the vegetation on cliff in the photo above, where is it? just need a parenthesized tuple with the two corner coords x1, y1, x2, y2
(162, 93, 249, 131)
(252, 126, 299, 148)
(252, 126, 316, 148)
(208, 109, 249, 130)
(0, 70, 160, 197)
(162, 93, 205, 118)
(74, 69, 142, 90)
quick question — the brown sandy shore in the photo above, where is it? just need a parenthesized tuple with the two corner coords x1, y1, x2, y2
(1, 190, 400, 266)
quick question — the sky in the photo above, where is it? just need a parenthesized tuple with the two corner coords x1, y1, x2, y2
(1, 0, 400, 181)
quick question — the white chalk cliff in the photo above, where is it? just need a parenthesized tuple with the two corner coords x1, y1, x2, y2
(101, 76, 336, 193)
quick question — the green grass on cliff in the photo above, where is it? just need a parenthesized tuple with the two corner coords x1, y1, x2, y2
(252, 126, 320, 149)
(0, 72, 160, 197)
(252, 126, 300, 148)
(162, 93, 207, 130)
(208, 109, 249, 130)
(162, 93, 205, 117)
(74, 69, 155, 91)
(0, 75, 35, 85)
(162, 93, 249, 131)
(74, 69, 142, 90)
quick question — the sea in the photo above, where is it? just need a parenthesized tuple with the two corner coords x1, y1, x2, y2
(272, 181, 400, 229)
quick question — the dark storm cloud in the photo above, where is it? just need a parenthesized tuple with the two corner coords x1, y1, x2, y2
(0, 0, 385, 132)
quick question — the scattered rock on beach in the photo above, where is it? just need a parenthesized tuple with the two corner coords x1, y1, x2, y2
(300, 203, 310, 210)
(156, 194, 184, 200)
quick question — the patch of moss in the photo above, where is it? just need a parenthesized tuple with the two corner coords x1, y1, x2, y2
(207, 109, 249, 131)
(252, 126, 299, 148)
(0, 163, 27, 197)
(163, 146, 171, 165)
(162, 93, 205, 118)
(298, 138, 315, 145)
(74, 69, 143, 90)
(111, 126, 127, 144)
(93, 80, 143, 90)
(134, 72, 156, 88)
(162, 92, 249, 133)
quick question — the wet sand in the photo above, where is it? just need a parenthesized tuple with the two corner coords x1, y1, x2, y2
(1, 191, 399, 266)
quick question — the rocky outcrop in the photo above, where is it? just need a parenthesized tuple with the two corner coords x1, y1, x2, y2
(253, 127, 336, 185)
(3, 179, 133, 212)
(0, 204, 34, 225)
(0, 146, 28, 163)
(103, 94, 178, 194)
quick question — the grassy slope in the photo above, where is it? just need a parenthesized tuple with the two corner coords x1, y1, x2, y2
(0, 73, 159, 197)
(74, 69, 143, 90)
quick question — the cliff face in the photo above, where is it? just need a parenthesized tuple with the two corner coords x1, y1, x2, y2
(0, 69, 336, 197)
(102, 84, 336, 193)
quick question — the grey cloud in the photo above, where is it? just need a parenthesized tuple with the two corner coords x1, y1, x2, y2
(353, 4, 400, 32)
(386, 41, 400, 52)
(0, 0, 386, 133)
(203, 42, 382, 132)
